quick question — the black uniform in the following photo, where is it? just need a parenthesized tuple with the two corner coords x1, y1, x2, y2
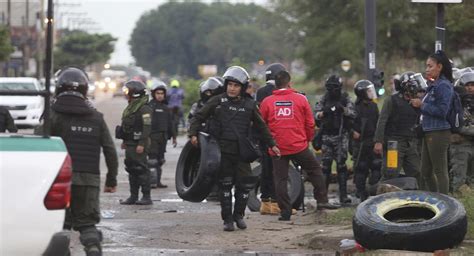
(188, 93, 276, 228)
(255, 81, 277, 202)
(374, 93, 421, 181)
(37, 92, 118, 255)
(0, 106, 18, 133)
(148, 99, 175, 187)
(352, 99, 381, 201)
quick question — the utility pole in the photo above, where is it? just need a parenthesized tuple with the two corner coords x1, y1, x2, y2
(435, 3, 445, 51)
(364, 0, 376, 83)
(7, 0, 11, 27)
(412, 0, 463, 51)
(44, 0, 54, 137)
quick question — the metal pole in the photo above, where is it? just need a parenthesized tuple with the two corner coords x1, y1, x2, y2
(7, 0, 11, 27)
(43, 0, 53, 137)
(435, 3, 445, 51)
(365, 0, 376, 82)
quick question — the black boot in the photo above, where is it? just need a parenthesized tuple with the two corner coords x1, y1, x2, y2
(219, 177, 234, 231)
(79, 227, 102, 256)
(136, 172, 153, 205)
(233, 176, 258, 229)
(156, 165, 167, 188)
(120, 175, 139, 205)
(233, 190, 248, 229)
(338, 167, 351, 205)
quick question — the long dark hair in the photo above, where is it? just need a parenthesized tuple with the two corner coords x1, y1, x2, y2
(428, 50, 453, 82)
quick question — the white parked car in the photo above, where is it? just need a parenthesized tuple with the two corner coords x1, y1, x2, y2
(0, 77, 45, 127)
(0, 134, 71, 255)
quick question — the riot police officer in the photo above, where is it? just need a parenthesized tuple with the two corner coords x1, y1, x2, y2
(373, 71, 421, 183)
(188, 66, 280, 231)
(449, 72, 474, 193)
(38, 67, 118, 256)
(118, 80, 153, 205)
(352, 80, 381, 201)
(148, 81, 176, 188)
(315, 75, 356, 204)
(0, 106, 17, 133)
(255, 63, 287, 215)
(188, 76, 224, 121)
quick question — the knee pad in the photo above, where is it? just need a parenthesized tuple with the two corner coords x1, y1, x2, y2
(372, 158, 383, 171)
(147, 158, 159, 168)
(79, 226, 102, 247)
(218, 177, 234, 190)
(236, 176, 259, 192)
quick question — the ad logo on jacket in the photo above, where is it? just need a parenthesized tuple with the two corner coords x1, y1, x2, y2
(275, 101, 293, 119)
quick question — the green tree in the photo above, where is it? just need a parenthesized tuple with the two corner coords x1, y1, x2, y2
(129, 2, 297, 77)
(54, 30, 116, 70)
(0, 26, 14, 61)
(272, 0, 473, 79)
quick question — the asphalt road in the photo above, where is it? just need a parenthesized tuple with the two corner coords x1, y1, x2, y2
(60, 92, 343, 256)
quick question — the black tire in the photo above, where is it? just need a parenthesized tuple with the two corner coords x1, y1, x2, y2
(175, 133, 221, 202)
(247, 164, 304, 212)
(353, 190, 467, 252)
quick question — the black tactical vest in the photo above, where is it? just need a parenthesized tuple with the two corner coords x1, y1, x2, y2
(321, 93, 351, 134)
(150, 101, 169, 133)
(62, 112, 103, 175)
(122, 110, 144, 140)
(0, 109, 7, 132)
(215, 97, 254, 141)
(386, 94, 419, 138)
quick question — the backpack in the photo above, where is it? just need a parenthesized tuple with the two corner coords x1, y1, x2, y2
(446, 91, 464, 133)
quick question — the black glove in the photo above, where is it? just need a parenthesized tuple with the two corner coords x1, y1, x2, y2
(335, 102, 344, 112)
(322, 106, 332, 115)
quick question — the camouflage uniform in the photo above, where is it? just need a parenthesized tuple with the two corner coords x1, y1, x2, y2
(449, 96, 474, 192)
(315, 92, 356, 203)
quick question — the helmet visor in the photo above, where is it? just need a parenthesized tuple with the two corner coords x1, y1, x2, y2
(366, 84, 378, 100)
(223, 66, 249, 85)
(412, 73, 428, 91)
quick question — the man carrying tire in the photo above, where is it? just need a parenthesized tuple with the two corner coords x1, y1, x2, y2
(260, 70, 339, 221)
(188, 66, 280, 232)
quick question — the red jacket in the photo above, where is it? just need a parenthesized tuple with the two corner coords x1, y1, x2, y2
(260, 88, 315, 156)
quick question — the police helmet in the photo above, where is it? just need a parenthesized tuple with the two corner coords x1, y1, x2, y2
(265, 63, 287, 81)
(123, 80, 147, 99)
(354, 80, 377, 100)
(457, 72, 474, 87)
(398, 71, 422, 96)
(200, 77, 224, 101)
(223, 66, 250, 92)
(325, 75, 342, 91)
(151, 80, 167, 99)
(55, 67, 89, 97)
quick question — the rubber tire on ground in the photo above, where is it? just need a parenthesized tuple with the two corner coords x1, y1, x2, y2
(353, 190, 467, 252)
(247, 164, 304, 212)
(175, 133, 221, 202)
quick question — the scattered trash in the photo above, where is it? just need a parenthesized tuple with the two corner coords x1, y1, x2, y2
(101, 210, 115, 219)
(339, 239, 365, 254)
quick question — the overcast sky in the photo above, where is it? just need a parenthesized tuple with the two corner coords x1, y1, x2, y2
(56, 0, 268, 65)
